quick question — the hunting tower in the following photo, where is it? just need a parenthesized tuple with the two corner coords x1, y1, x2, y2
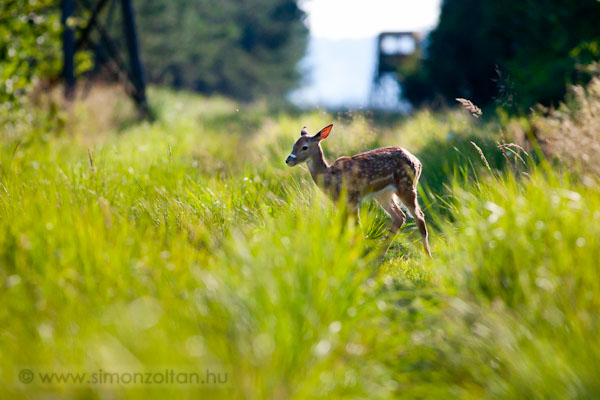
(370, 32, 420, 110)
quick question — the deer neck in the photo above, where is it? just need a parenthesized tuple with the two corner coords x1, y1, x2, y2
(307, 145, 329, 185)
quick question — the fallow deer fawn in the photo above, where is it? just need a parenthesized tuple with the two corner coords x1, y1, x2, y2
(285, 124, 431, 257)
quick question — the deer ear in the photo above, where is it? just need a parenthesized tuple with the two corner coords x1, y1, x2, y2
(314, 124, 333, 141)
(300, 126, 309, 136)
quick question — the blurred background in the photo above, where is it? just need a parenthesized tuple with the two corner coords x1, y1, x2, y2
(3, 0, 599, 115)
(291, 0, 440, 109)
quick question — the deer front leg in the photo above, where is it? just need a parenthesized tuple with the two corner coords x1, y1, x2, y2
(332, 189, 361, 234)
(347, 193, 361, 226)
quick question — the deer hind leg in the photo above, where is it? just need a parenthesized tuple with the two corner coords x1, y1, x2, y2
(398, 189, 432, 257)
(374, 191, 406, 235)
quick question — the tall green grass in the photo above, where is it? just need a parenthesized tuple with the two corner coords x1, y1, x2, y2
(1, 87, 599, 399)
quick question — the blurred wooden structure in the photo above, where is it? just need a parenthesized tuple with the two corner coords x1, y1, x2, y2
(61, 0, 149, 115)
(370, 32, 420, 109)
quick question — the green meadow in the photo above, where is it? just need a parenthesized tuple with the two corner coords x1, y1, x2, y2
(1, 83, 599, 399)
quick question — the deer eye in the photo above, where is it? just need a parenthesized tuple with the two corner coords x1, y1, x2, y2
(301, 145, 308, 151)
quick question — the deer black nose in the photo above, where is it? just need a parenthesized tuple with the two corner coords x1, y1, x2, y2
(285, 154, 296, 165)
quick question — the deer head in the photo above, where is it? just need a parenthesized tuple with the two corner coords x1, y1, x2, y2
(285, 124, 333, 166)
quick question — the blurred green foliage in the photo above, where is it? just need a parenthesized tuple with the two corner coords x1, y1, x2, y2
(403, 0, 600, 111)
(132, 0, 308, 101)
(0, 0, 61, 107)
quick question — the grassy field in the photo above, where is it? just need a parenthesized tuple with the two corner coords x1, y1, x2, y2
(1, 85, 599, 399)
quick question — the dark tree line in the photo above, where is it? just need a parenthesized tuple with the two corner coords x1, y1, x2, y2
(0, 0, 307, 105)
(402, 0, 600, 111)
(132, 0, 308, 101)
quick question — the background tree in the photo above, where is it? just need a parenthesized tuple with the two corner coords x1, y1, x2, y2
(0, 0, 61, 107)
(0, 0, 307, 108)
(132, 0, 308, 101)
(403, 0, 600, 111)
